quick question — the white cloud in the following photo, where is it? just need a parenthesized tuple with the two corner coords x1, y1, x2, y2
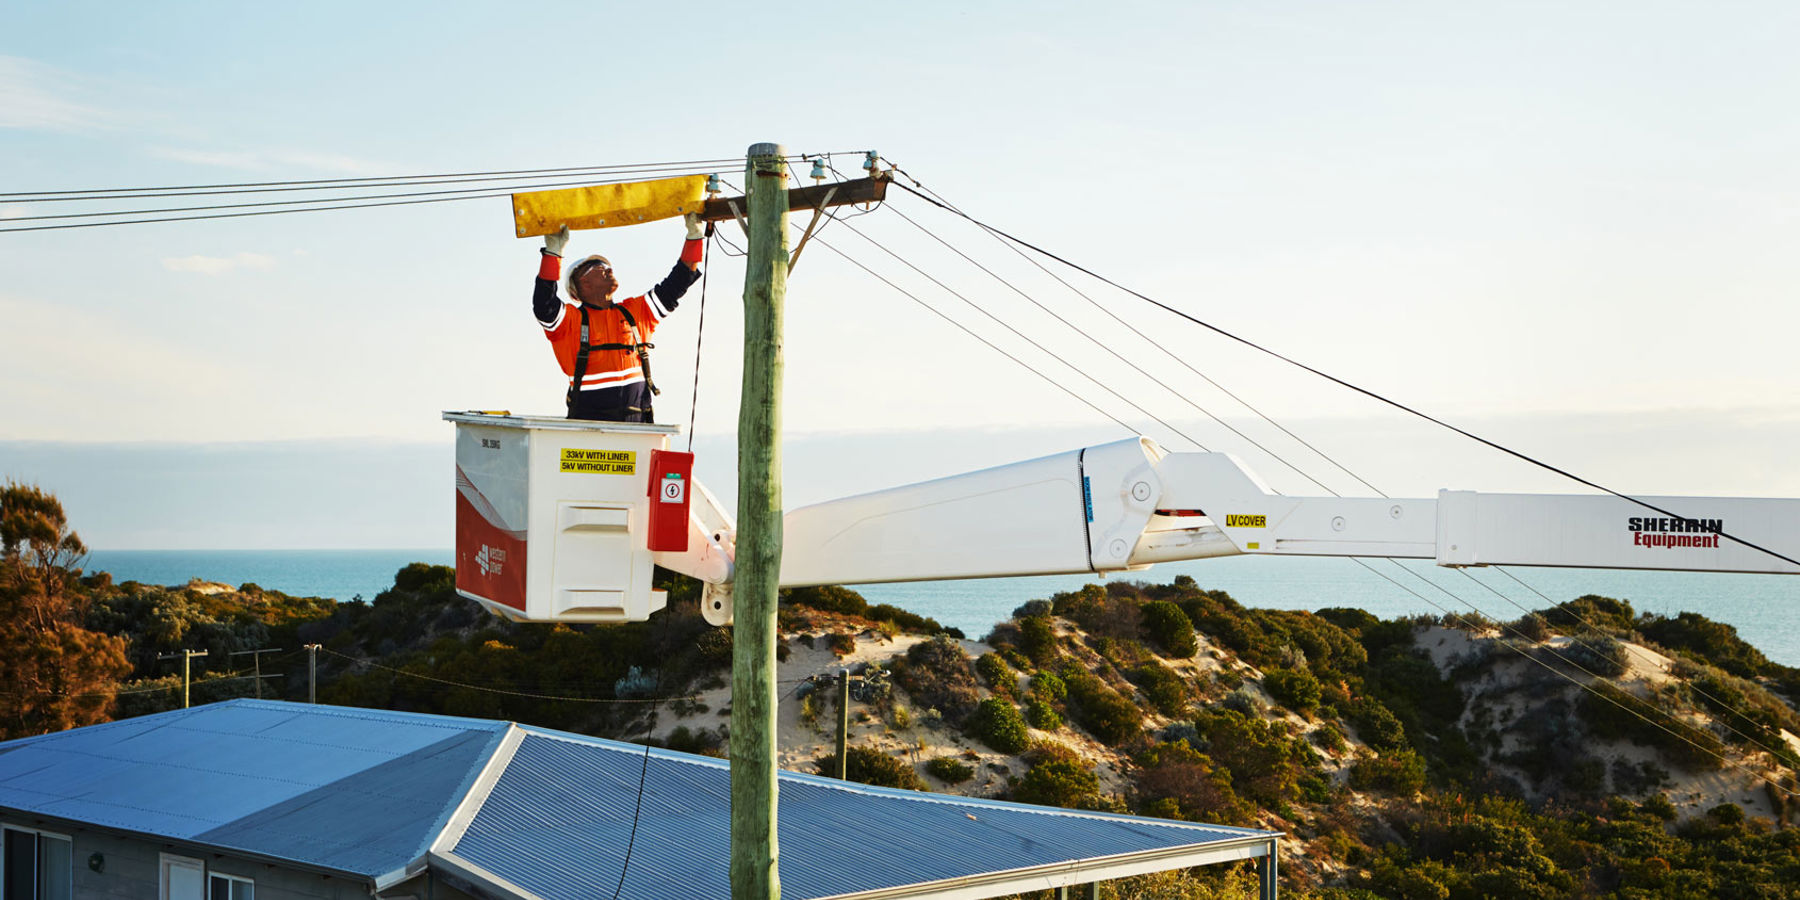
(0, 205, 27, 220)
(150, 146, 390, 175)
(161, 252, 278, 276)
(0, 56, 108, 132)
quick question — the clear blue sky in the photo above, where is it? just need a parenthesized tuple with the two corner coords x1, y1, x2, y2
(4, 1, 1799, 548)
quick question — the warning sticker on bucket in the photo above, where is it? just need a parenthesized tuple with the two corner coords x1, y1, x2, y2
(560, 448, 637, 475)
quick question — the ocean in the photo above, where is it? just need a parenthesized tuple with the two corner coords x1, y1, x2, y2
(85, 550, 1800, 666)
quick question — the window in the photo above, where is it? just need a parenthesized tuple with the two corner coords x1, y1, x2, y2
(208, 874, 253, 900)
(2, 826, 71, 900)
(159, 855, 203, 900)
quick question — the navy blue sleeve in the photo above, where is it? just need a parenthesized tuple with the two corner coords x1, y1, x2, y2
(534, 274, 563, 327)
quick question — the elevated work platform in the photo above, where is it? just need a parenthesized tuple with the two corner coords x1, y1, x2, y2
(446, 412, 733, 624)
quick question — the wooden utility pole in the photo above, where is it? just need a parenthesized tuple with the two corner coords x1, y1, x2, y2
(731, 141, 789, 900)
(835, 669, 850, 780)
(229, 648, 283, 700)
(305, 644, 320, 703)
(158, 649, 208, 709)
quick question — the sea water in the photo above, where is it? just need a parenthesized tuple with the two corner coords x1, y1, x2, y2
(86, 550, 1800, 666)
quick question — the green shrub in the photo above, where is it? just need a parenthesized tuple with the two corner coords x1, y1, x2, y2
(1018, 616, 1059, 666)
(1641, 611, 1774, 679)
(925, 756, 974, 783)
(827, 632, 857, 656)
(1579, 682, 1726, 772)
(1062, 670, 1143, 745)
(976, 652, 1017, 696)
(1132, 739, 1255, 825)
(814, 746, 925, 790)
(1346, 697, 1408, 751)
(1013, 755, 1099, 807)
(1311, 722, 1348, 755)
(1025, 696, 1063, 730)
(866, 603, 959, 637)
(1130, 661, 1189, 717)
(1030, 671, 1067, 701)
(1141, 600, 1198, 657)
(966, 698, 1031, 753)
(892, 636, 982, 725)
(1349, 749, 1427, 794)
(1264, 667, 1322, 714)
(1192, 708, 1321, 808)
(784, 584, 869, 616)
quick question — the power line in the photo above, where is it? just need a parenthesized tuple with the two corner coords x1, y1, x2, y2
(893, 172, 1385, 498)
(0, 171, 725, 224)
(319, 647, 701, 704)
(820, 212, 1208, 451)
(859, 162, 1799, 786)
(1352, 558, 1800, 798)
(884, 201, 1354, 494)
(0, 154, 853, 201)
(875, 166, 1800, 762)
(887, 180, 1800, 572)
(804, 234, 1141, 436)
(715, 174, 1143, 436)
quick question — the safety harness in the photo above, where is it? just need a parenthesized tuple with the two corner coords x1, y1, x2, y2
(567, 302, 659, 416)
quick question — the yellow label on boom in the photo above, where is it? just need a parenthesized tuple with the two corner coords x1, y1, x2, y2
(1225, 514, 1267, 528)
(560, 448, 637, 475)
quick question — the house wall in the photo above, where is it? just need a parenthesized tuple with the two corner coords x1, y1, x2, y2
(2, 817, 372, 900)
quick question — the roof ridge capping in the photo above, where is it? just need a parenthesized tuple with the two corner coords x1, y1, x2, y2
(514, 725, 1277, 837)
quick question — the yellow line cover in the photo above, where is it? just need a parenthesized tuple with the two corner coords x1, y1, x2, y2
(511, 175, 707, 237)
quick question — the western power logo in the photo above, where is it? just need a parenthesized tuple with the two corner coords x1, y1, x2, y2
(560, 448, 636, 474)
(476, 544, 507, 576)
(1628, 517, 1723, 550)
(1225, 514, 1267, 528)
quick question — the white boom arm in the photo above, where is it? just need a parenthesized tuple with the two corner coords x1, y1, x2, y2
(682, 436, 1800, 625)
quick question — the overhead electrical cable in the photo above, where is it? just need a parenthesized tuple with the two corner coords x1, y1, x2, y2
(319, 647, 701, 704)
(878, 167, 1800, 759)
(890, 171, 1385, 498)
(804, 235, 1142, 436)
(886, 180, 1800, 573)
(1449, 567, 1798, 759)
(712, 173, 1137, 437)
(820, 213, 1208, 451)
(1483, 564, 1799, 758)
(1361, 558, 1799, 796)
(0, 171, 728, 224)
(0, 154, 850, 201)
(884, 202, 1345, 495)
(862, 162, 1795, 779)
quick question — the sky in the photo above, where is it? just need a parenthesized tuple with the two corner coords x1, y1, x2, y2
(3, 1, 1800, 550)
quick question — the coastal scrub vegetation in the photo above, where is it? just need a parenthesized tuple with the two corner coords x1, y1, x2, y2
(7, 490, 1800, 897)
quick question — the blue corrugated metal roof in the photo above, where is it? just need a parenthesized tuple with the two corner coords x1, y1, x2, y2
(0, 700, 508, 879)
(448, 726, 1275, 900)
(1, 701, 1277, 898)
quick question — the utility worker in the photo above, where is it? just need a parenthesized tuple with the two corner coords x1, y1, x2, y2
(534, 214, 705, 422)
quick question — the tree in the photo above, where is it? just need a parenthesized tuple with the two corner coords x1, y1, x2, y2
(0, 483, 131, 738)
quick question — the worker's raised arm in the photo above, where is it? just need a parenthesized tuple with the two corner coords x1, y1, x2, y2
(533, 225, 570, 330)
(639, 216, 704, 322)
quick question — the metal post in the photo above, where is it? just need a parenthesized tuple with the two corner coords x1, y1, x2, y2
(229, 648, 283, 700)
(730, 141, 788, 900)
(835, 668, 850, 780)
(306, 644, 319, 703)
(1257, 839, 1278, 900)
(158, 650, 208, 709)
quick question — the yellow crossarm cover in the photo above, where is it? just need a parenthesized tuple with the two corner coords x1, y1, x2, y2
(512, 175, 708, 237)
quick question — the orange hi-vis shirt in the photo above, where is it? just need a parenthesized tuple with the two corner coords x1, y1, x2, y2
(532, 240, 701, 418)
(540, 291, 665, 392)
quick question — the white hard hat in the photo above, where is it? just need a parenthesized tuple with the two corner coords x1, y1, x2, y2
(566, 254, 612, 302)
